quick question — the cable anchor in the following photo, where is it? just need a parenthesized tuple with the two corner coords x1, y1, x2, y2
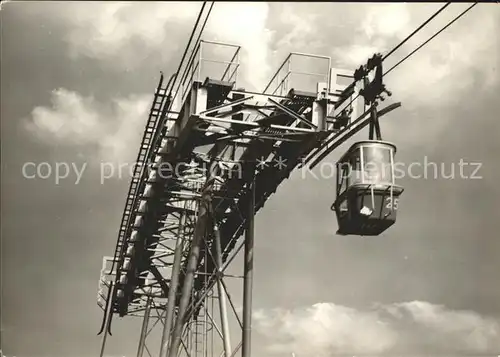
(354, 53, 392, 140)
(354, 53, 392, 105)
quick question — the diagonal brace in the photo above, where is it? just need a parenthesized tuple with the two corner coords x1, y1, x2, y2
(268, 98, 317, 129)
(200, 96, 254, 116)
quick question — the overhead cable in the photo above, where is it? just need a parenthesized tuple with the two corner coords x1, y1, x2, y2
(384, 2, 478, 76)
(305, 3, 478, 168)
(382, 2, 451, 61)
(336, 3, 477, 115)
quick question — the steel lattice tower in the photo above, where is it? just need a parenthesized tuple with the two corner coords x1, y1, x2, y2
(96, 39, 399, 357)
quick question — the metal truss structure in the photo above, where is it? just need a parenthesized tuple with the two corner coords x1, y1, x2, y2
(97, 39, 400, 357)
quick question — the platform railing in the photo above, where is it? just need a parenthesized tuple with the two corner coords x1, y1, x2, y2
(238, 52, 332, 125)
(263, 52, 331, 97)
(180, 40, 241, 104)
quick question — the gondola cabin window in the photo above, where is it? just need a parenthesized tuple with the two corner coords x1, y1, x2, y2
(337, 162, 349, 195)
(349, 150, 363, 186)
(362, 144, 394, 186)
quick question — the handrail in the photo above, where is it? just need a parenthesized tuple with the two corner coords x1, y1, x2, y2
(263, 53, 292, 93)
(221, 46, 241, 82)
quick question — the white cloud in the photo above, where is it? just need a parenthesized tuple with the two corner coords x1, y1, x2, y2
(333, 4, 498, 105)
(62, 2, 200, 67)
(59, 2, 272, 90)
(205, 2, 272, 91)
(362, 3, 412, 40)
(55, 3, 497, 97)
(274, 5, 317, 51)
(327, 4, 498, 147)
(22, 4, 275, 162)
(24, 88, 150, 163)
(25, 4, 498, 158)
(254, 301, 500, 356)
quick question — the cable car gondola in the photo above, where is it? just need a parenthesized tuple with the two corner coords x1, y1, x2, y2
(332, 140, 404, 236)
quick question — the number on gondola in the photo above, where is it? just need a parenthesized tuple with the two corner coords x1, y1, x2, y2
(385, 197, 399, 210)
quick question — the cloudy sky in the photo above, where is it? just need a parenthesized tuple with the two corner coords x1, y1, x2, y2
(1, 2, 500, 357)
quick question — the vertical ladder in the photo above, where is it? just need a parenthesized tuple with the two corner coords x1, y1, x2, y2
(191, 316, 206, 357)
(110, 74, 170, 273)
